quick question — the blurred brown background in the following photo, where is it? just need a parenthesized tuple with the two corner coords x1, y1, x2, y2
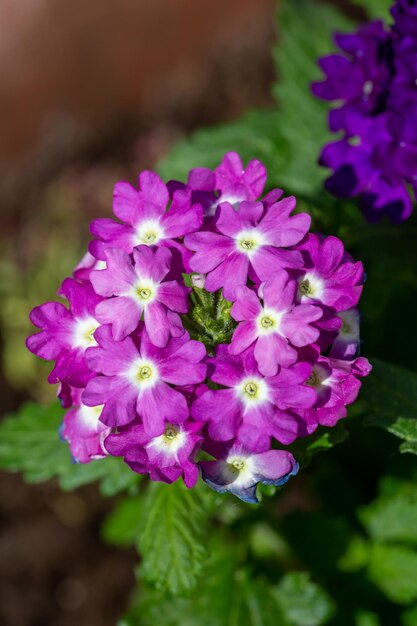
(0, 1, 275, 624)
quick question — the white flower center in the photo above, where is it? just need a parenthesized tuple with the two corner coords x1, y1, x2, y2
(146, 424, 186, 459)
(130, 278, 158, 305)
(79, 403, 104, 426)
(72, 317, 100, 350)
(237, 377, 269, 409)
(134, 220, 164, 246)
(256, 308, 283, 336)
(363, 80, 374, 96)
(338, 309, 359, 341)
(298, 273, 324, 302)
(306, 365, 331, 391)
(235, 229, 266, 258)
(225, 454, 256, 487)
(127, 359, 158, 391)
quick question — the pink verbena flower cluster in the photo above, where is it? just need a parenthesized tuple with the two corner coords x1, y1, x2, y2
(27, 152, 371, 503)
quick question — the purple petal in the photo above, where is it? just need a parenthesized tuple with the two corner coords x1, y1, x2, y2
(229, 321, 257, 355)
(139, 383, 188, 436)
(231, 286, 262, 321)
(95, 297, 141, 341)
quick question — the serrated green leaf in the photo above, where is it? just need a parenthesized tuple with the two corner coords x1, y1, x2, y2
(159, 0, 353, 198)
(359, 478, 417, 547)
(158, 109, 289, 187)
(0, 402, 139, 495)
(272, 0, 353, 194)
(363, 359, 417, 448)
(120, 549, 288, 626)
(273, 572, 336, 626)
(137, 480, 210, 595)
(368, 544, 417, 605)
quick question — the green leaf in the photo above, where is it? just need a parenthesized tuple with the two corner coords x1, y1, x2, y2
(137, 480, 210, 595)
(338, 536, 371, 572)
(368, 544, 417, 605)
(158, 109, 289, 188)
(402, 605, 417, 626)
(363, 359, 417, 449)
(158, 0, 353, 197)
(289, 423, 349, 466)
(355, 611, 382, 626)
(272, 0, 353, 195)
(273, 572, 336, 626)
(120, 549, 288, 626)
(359, 478, 417, 547)
(0, 402, 139, 495)
(102, 497, 143, 546)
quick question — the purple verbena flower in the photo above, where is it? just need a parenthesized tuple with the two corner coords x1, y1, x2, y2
(230, 269, 322, 375)
(392, 0, 417, 37)
(297, 353, 372, 427)
(61, 390, 110, 463)
(313, 7, 417, 221)
(200, 441, 299, 503)
(26, 279, 102, 387)
(184, 151, 267, 216)
(297, 234, 364, 311)
(90, 245, 188, 345)
(185, 197, 310, 300)
(83, 325, 206, 436)
(89, 171, 203, 269)
(329, 307, 361, 360)
(192, 345, 316, 451)
(104, 419, 203, 487)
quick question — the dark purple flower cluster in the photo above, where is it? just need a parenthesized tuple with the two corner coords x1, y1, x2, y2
(312, 1, 417, 222)
(27, 153, 371, 503)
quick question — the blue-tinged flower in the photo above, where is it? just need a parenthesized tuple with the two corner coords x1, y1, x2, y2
(200, 443, 299, 504)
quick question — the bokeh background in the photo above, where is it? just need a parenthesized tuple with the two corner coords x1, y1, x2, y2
(0, 1, 276, 624)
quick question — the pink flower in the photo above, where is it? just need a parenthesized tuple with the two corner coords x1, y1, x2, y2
(91, 245, 188, 346)
(185, 196, 310, 300)
(83, 325, 206, 436)
(230, 269, 323, 375)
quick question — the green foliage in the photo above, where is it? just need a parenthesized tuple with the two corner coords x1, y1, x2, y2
(136, 480, 211, 595)
(0, 402, 139, 495)
(271, 0, 352, 195)
(363, 359, 417, 452)
(273, 572, 336, 626)
(367, 544, 417, 605)
(359, 478, 417, 546)
(355, 611, 381, 626)
(339, 476, 417, 607)
(119, 545, 334, 626)
(289, 423, 349, 466)
(159, 109, 289, 189)
(102, 497, 143, 546)
(159, 0, 353, 197)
